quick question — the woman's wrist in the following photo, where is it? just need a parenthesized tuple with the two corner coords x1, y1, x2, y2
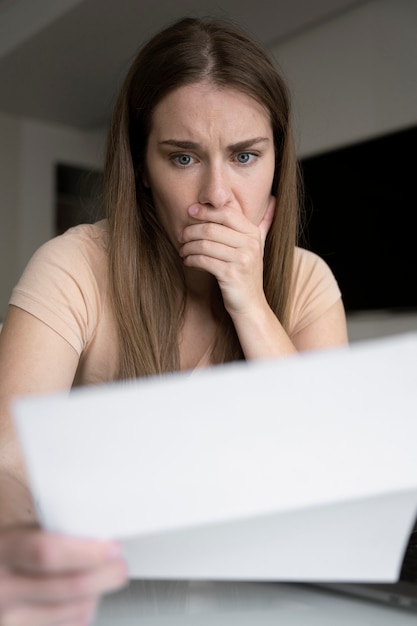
(230, 299, 297, 361)
(0, 469, 37, 529)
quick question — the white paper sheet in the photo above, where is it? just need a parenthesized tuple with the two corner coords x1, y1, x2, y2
(12, 333, 417, 581)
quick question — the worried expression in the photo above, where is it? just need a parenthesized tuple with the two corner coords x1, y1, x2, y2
(144, 81, 276, 250)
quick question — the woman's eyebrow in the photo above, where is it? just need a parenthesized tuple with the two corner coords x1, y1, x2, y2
(159, 139, 199, 149)
(159, 137, 270, 150)
(228, 137, 270, 151)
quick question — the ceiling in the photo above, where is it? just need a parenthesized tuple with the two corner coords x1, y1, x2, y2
(0, 0, 367, 130)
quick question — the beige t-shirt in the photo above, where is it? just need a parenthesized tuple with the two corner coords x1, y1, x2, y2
(10, 221, 341, 385)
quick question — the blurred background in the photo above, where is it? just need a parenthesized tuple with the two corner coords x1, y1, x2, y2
(0, 0, 416, 340)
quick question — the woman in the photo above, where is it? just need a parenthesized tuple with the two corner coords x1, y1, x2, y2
(0, 17, 348, 625)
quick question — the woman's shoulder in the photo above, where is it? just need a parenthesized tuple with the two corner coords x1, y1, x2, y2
(10, 221, 111, 356)
(291, 245, 341, 297)
(292, 246, 333, 277)
(288, 247, 341, 337)
(52, 219, 108, 254)
(13, 219, 110, 316)
(30, 220, 109, 274)
(64, 219, 108, 240)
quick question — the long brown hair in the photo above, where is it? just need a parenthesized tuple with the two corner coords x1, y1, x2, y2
(104, 17, 301, 380)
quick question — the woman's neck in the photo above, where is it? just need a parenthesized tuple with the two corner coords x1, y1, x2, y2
(183, 267, 216, 302)
(179, 269, 218, 370)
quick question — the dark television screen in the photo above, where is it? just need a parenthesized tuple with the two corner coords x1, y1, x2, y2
(299, 125, 417, 312)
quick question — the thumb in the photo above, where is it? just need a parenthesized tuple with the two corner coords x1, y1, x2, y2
(258, 196, 276, 249)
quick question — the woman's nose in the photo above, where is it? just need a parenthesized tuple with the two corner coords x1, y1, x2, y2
(198, 164, 233, 209)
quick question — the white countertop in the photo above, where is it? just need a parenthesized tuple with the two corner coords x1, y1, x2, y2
(95, 580, 417, 625)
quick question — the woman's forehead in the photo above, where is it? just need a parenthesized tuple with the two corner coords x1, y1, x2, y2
(149, 81, 273, 140)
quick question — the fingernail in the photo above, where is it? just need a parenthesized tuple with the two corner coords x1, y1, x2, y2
(188, 205, 199, 216)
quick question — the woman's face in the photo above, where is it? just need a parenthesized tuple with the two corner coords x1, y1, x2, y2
(144, 81, 275, 249)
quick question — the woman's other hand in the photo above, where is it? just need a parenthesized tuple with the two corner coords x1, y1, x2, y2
(0, 528, 128, 626)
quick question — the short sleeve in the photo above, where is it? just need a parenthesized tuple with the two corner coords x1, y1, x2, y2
(9, 224, 106, 355)
(288, 247, 342, 338)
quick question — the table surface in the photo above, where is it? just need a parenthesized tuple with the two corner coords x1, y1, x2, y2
(94, 580, 417, 625)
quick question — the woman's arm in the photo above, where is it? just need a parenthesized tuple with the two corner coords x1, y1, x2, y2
(229, 297, 348, 361)
(0, 305, 128, 625)
(180, 200, 348, 359)
(290, 298, 348, 352)
(0, 304, 79, 518)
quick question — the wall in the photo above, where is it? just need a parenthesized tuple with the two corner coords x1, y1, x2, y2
(17, 119, 106, 275)
(0, 112, 20, 320)
(271, 0, 417, 158)
(0, 116, 105, 319)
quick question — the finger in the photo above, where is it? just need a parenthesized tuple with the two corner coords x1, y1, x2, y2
(182, 253, 228, 278)
(180, 222, 243, 248)
(187, 204, 254, 233)
(180, 239, 236, 264)
(0, 529, 123, 573)
(258, 196, 276, 247)
(0, 558, 128, 605)
(182, 238, 260, 275)
(0, 597, 97, 626)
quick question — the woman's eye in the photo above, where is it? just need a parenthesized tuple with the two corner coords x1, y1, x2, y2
(236, 152, 256, 164)
(173, 154, 193, 166)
